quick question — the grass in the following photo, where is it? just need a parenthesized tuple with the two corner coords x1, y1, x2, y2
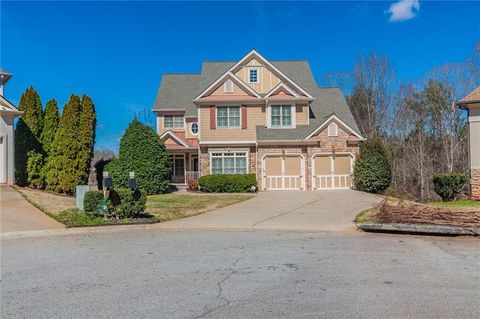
(146, 193, 254, 222)
(428, 199, 480, 209)
(354, 207, 379, 224)
(54, 209, 159, 228)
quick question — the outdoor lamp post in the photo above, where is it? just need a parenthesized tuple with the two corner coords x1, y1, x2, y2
(128, 171, 137, 191)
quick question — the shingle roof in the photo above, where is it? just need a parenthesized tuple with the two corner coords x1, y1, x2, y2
(153, 59, 361, 139)
(458, 86, 480, 105)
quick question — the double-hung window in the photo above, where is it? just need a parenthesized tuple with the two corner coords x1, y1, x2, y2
(217, 106, 240, 128)
(271, 105, 292, 127)
(164, 115, 184, 129)
(248, 68, 259, 83)
(211, 152, 247, 174)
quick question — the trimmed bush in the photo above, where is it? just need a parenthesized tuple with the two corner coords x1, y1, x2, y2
(187, 179, 199, 191)
(353, 136, 392, 193)
(433, 173, 468, 201)
(198, 174, 257, 193)
(109, 188, 147, 218)
(84, 190, 104, 213)
(105, 120, 171, 195)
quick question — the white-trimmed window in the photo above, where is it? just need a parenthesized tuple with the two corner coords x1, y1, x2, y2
(217, 106, 240, 128)
(211, 152, 247, 174)
(164, 115, 184, 129)
(248, 68, 259, 83)
(328, 122, 338, 137)
(190, 122, 199, 135)
(224, 80, 234, 93)
(271, 104, 292, 127)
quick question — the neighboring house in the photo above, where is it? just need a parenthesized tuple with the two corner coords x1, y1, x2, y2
(153, 50, 364, 191)
(0, 69, 22, 186)
(458, 86, 480, 200)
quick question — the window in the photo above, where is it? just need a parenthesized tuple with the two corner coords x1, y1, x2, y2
(164, 115, 184, 129)
(190, 122, 198, 135)
(224, 80, 233, 93)
(271, 105, 292, 127)
(217, 106, 240, 128)
(211, 152, 247, 174)
(248, 68, 259, 83)
(328, 122, 338, 137)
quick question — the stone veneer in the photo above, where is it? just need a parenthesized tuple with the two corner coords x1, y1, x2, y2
(471, 169, 480, 201)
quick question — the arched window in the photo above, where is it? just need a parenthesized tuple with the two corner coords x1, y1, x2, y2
(224, 80, 233, 93)
(328, 122, 338, 137)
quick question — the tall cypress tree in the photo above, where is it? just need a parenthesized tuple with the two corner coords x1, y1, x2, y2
(40, 98, 59, 154)
(77, 95, 96, 184)
(45, 95, 82, 194)
(14, 87, 43, 186)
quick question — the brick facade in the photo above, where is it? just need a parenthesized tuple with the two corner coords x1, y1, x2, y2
(471, 169, 480, 201)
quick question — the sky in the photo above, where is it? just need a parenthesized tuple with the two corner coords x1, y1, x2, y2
(2, 1, 479, 151)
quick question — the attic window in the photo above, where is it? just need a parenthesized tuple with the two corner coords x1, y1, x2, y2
(224, 80, 233, 93)
(248, 68, 259, 83)
(328, 122, 338, 137)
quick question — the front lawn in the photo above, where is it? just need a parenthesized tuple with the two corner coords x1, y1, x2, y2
(428, 199, 480, 209)
(147, 193, 253, 222)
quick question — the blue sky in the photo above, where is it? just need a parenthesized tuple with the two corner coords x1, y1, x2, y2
(2, 1, 479, 151)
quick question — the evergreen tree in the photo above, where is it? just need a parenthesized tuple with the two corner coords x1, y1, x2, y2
(14, 87, 43, 186)
(40, 98, 59, 154)
(45, 95, 83, 194)
(77, 95, 96, 184)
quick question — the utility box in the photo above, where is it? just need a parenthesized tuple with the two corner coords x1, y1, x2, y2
(76, 185, 90, 210)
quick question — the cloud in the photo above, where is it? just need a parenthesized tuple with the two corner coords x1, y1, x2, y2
(386, 0, 420, 22)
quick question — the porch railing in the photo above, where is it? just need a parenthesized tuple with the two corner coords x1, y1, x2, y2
(185, 171, 200, 182)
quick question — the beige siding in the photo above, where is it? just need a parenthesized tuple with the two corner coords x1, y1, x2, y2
(235, 58, 281, 94)
(156, 114, 187, 136)
(295, 104, 309, 125)
(199, 105, 265, 141)
(164, 137, 179, 146)
(210, 81, 249, 96)
(185, 118, 198, 139)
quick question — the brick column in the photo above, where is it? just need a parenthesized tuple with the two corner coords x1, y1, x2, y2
(471, 169, 480, 200)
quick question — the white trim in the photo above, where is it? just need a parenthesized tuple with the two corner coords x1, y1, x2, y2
(261, 152, 305, 191)
(224, 79, 234, 93)
(0, 96, 22, 114)
(328, 122, 338, 137)
(194, 72, 261, 100)
(247, 67, 260, 84)
(215, 105, 241, 129)
(264, 82, 299, 99)
(209, 150, 249, 175)
(163, 114, 185, 129)
(199, 140, 257, 145)
(227, 50, 314, 99)
(266, 103, 295, 129)
(190, 122, 199, 136)
(305, 114, 365, 140)
(159, 130, 190, 148)
(311, 152, 355, 190)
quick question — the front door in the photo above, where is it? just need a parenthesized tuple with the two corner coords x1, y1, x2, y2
(171, 154, 185, 184)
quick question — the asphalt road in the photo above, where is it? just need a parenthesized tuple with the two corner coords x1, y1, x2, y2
(1, 230, 479, 318)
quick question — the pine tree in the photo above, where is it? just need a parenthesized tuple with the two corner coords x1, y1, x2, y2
(14, 87, 44, 186)
(77, 95, 96, 184)
(45, 95, 83, 194)
(40, 98, 59, 154)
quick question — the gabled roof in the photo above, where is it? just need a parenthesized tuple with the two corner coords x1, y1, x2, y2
(458, 86, 480, 107)
(264, 82, 299, 99)
(160, 130, 191, 148)
(194, 71, 261, 100)
(305, 113, 364, 140)
(0, 95, 22, 115)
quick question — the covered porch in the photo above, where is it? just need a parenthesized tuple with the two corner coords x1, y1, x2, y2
(170, 151, 199, 185)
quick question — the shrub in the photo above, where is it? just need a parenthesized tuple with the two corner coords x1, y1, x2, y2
(105, 120, 171, 195)
(94, 158, 113, 190)
(27, 151, 45, 189)
(353, 136, 392, 193)
(198, 174, 257, 193)
(433, 173, 468, 201)
(109, 188, 147, 218)
(187, 179, 199, 191)
(84, 190, 104, 213)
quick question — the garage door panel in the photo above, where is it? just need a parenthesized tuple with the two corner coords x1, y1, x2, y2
(313, 154, 353, 190)
(334, 155, 351, 175)
(284, 156, 301, 175)
(314, 156, 331, 175)
(265, 156, 282, 175)
(264, 155, 303, 190)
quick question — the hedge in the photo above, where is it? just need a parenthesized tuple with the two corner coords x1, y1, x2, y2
(198, 174, 257, 193)
(83, 188, 147, 218)
(433, 173, 468, 201)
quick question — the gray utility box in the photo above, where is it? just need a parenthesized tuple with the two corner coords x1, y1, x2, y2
(76, 185, 90, 211)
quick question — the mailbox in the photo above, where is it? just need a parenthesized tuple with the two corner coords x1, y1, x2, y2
(103, 177, 112, 189)
(128, 171, 137, 190)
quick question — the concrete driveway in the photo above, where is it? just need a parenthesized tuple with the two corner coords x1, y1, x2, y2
(159, 190, 381, 232)
(0, 185, 64, 233)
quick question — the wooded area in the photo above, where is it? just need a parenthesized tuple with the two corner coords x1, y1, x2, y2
(323, 41, 480, 201)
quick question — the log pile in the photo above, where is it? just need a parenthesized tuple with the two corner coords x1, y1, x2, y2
(377, 200, 480, 228)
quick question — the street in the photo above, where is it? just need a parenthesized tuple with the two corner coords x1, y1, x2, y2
(1, 230, 479, 318)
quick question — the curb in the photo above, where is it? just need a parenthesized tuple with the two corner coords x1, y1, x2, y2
(357, 222, 480, 236)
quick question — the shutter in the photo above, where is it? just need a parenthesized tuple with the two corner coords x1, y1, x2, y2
(241, 105, 247, 129)
(210, 105, 216, 129)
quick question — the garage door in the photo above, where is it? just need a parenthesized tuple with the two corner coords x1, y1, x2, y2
(312, 154, 353, 190)
(264, 155, 304, 190)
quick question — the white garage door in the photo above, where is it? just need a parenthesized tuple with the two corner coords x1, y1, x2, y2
(312, 154, 353, 190)
(263, 155, 304, 190)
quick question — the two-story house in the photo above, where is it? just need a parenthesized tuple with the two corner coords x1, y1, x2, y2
(153, 50, 365, 191)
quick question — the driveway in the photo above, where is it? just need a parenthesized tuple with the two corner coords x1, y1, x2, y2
(0, 185, 64, 233)
(159, 190, 381, 232)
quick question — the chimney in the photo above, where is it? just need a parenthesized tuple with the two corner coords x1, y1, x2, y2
(0, 68, 13, 96)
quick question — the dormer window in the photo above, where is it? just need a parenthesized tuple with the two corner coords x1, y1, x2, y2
(164, 114, 184, 129)
(328, 122, 338, 137)
(248, 68, 259, 83)
(224, 80, 233, 93)
(270, 104, 292, 128)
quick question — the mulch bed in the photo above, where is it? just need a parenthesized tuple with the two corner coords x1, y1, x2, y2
(377, 200, 480, 228)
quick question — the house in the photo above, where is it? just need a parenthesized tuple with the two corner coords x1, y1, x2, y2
(0, 69, 22, 186)
(153, 50, 364, 191)
(458, 86, 480, 200)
